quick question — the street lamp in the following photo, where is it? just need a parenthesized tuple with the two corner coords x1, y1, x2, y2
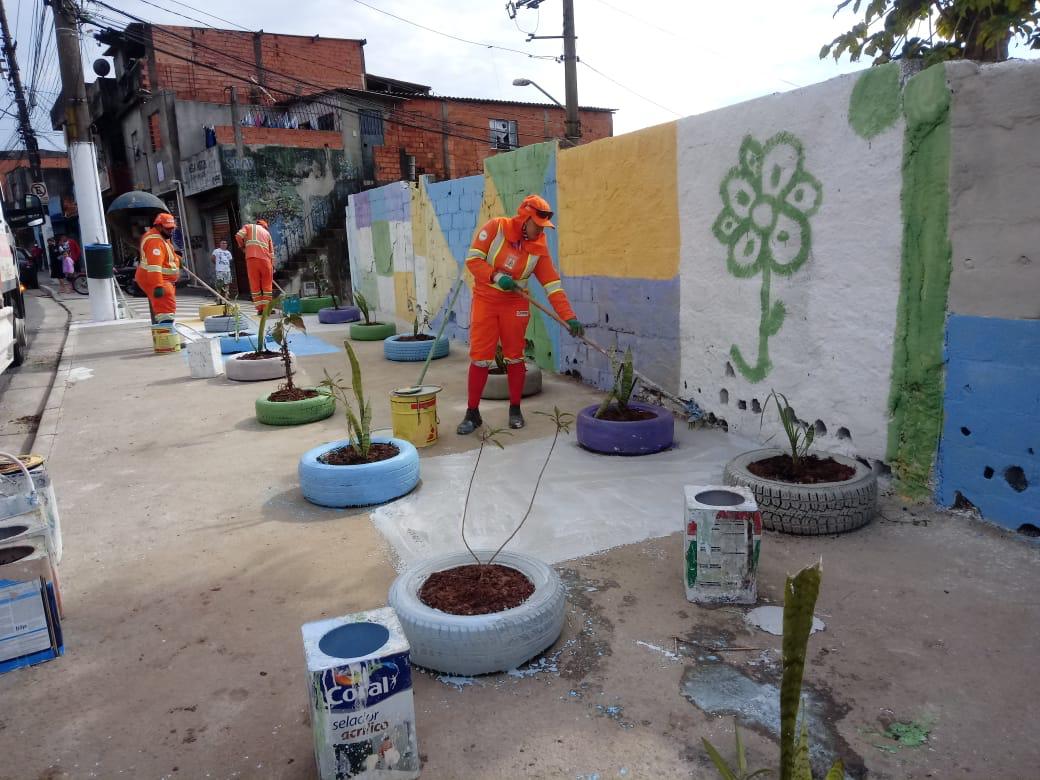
(512, 78, 564, 109)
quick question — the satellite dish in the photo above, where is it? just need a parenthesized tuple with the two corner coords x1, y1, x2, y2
(92, 59, 111, 77)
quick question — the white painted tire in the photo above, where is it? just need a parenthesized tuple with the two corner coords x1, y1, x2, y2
(388, 550, 566, 676)
(482, 363, 543, 400)
(225, 352, 296, 382)
(723, 448, 878, 535)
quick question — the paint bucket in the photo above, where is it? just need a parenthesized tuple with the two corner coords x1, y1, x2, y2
(0, 531, 64, 674)
(282, 295, 302, 314)
(151, 318, 180, 354)
(187, 338, 224, 378)
(390, 386, 442, 448)
(683, 485, 762, 606)
(301, 607, 420, 779)
(0, 454, 63, 563)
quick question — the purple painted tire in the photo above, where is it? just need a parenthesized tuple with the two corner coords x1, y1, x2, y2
(318, 306, 361, 324)
(576, 402, 674, 455)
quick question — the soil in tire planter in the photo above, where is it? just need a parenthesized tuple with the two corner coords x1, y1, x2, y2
(239, 350, 280, 360)
(748, 453, 856, 484)
(268, 388, 319, 402)
(595, 405, 658, 422)
(318, 442, 400, 466)
(418, 564, 535, 615)
(396, 334, 435, 342)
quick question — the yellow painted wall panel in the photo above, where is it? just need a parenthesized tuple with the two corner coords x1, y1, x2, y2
(557, 123, 679, 279)
(394, 272, 417, 322)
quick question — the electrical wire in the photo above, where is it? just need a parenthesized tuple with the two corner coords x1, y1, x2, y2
(579, 59, 681, 117)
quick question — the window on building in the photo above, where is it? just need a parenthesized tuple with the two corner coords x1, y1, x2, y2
(148, 112, 161, 152)
(360, 110, 384, 144)
(489, 119, 518, 150)
(130, 130, 140, 160)
(317, 113, 336, 131)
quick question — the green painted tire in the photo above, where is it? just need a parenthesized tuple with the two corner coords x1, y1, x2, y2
(255, 389, 336, 426)
(349, 322, 398, 341)
(300, 296, 335, 314)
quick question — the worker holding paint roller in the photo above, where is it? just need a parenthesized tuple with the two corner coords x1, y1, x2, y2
(135, 212, 182, 321)
(235, 218, 275, 315)
(457, 194, 584, 434)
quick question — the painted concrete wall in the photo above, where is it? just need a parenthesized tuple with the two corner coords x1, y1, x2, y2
(346, 59, 1040, 530)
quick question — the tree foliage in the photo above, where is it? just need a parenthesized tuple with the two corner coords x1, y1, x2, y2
(821, 1, 1040, 65)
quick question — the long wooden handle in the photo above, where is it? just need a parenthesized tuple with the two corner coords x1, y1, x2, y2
(518, 288, 611, 358)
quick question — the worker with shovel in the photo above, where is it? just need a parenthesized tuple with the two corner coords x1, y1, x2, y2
(457, 194, 584, 434)
(136, 212, 182, 322)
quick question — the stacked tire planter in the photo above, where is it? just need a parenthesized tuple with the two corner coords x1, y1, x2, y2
(298, 436, 419, 508)
(483, 362, 542, 400)
(300, 296, 335, 314)
(225, 351, 296, 382)
(383, 334, 450, 362)
(723, 448, 878, 535)
(317, 306, 362, 325)
(388, 550, 567, 676)
(256, 388, 335, 426)
(576, 402, 674, 455)
(349, 321, 397, 341)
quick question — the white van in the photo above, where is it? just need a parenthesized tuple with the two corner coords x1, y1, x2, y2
(0, 201, 28, 372)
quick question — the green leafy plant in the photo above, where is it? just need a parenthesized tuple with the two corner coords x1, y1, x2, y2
(703, 563, 843, 780)
(460, 407, 575, 567)
(821, 0, 1039, 65)
(355, 291, 373, 325)
(410, 302, 431, 338)
(702, 723, 771, 780)
(269, 307, 307, 392)
(320, 341, 373, 459)
(594, 347, 636, 419)
(761, 390, 815, 473)
(254, 298, 277, 355)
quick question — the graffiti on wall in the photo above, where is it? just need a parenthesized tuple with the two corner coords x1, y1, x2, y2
(712, 132, 822, 383)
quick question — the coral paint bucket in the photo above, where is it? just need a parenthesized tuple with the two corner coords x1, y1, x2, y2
(151, 319, 180, 354)
(390, 386, 442, 448)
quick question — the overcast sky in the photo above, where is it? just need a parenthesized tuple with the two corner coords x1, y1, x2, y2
(2, 0, 1037, 154)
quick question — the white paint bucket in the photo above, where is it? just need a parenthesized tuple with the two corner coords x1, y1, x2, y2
(683, 485, 762, 605)
(301, 607, 420, 779)
(187, 338, 224, 378)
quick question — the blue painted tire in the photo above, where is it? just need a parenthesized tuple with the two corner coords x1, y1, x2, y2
(576, 402, 674, 455)
(219, 333, 271, 354)
(318, 306, 361, 324)
(383, 334, 450, 362)
(299, 436, 420, 508)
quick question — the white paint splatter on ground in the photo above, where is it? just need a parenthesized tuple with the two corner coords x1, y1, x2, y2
(635, 640, 681, 662)
(67, 367, 94, 383)
(745, 605, 825, 635)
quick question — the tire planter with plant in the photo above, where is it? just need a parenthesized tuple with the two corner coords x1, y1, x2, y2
(388, 549, 566, 676)
(723, 447, 878, 535)
(317, 306, 361, 324)
(225, 350, 296, 382)
(204, 315, 240, 333)
(349, 321, 397, 341)
(218, 332, 264, 354)
(383, 334, 450, 362)
(300, 295, 335, 314)
(299, 436, 419, 507)
(576, 402, 673, 455)
(483, 361, 542, 400)
(256, 387, 335, 426)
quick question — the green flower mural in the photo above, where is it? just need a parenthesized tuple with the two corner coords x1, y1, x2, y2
(712, 132, 822, 382)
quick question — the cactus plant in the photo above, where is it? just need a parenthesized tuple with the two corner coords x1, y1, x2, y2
(594, 347, 636, 420)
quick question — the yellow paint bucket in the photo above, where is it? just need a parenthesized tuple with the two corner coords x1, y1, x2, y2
(151, 319, 181, 354)
(390, 385, 442, 448)
(198, 303, 226, 320)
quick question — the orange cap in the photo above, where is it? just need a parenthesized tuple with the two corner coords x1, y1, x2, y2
(153, 212, 176, 229)
(257, 219, 269, 228)
(517, 194, 555, 228)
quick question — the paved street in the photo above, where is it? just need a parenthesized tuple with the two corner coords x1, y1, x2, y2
(0, 300, 1037, 778)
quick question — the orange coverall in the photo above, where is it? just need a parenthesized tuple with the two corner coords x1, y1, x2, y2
(235, 223, 275, 313)
(465, 215, 576, 365)
(135, 228, 181, 318)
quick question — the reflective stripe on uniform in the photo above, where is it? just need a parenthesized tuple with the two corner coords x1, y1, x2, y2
(544, 280, 564, 296)
(485, 228, 506, 269)
(139, 263, 164, 273)
(467, 247, 487, 260)
(519, 253, 539, 280)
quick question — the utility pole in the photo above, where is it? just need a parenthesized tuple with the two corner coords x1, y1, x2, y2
(0, 0, 53, 242)
(561, 0, 580, 146)
(52, 0, 117, 321)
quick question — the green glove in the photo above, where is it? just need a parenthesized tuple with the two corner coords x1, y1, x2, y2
(153, 286, 165, 298)
(567, 319, 584, 337)
(495, 274, 516, 291)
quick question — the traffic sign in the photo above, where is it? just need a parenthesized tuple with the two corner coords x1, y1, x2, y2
(29, 182, 49, 202)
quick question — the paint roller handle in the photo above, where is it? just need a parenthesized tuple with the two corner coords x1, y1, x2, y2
(412, 271, 467, 389)
(518, 289, 611, 358)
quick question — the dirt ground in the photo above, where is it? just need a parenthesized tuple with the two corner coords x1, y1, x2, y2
(1, 309, 1038, 779)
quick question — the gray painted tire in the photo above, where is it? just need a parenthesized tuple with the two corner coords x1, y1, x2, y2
(255, 389, 335, 425)
(383, 334, 450, 362)
(225, 352, 296, 382)
(204, 315, 240, 333)
(388, 550, 566, 676)
(350, 322, 398, 341)
(723, 448, 878, 535)
(299, 436, 420, 508)
(482, 363, 543, 399)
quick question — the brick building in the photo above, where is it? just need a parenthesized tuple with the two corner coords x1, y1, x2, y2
(0, 151, 77, 243)
(55, 23, 613, 287)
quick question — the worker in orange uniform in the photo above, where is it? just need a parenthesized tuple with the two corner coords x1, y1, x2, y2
(457, 194, 584, 434)
(135, 212, 181, 322)
(235, 218, 275, 314)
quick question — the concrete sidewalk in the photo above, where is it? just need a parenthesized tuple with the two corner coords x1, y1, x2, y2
(0, 314, 1037, 779)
